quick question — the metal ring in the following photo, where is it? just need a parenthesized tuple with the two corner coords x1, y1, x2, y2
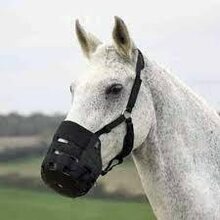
(122, 110, 132, 119)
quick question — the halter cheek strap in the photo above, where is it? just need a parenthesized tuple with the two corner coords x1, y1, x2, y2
(95, 49, 145, 175)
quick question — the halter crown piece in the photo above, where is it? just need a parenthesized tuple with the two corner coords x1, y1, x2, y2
(96, 49, 145, 175)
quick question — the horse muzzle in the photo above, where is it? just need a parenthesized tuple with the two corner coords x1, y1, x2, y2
(41, 121, 102, 198)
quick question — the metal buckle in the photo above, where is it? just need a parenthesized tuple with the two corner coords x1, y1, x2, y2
(122, 110, 132, 119)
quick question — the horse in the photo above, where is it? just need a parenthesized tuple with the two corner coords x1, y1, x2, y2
(43, 17, 220, 219)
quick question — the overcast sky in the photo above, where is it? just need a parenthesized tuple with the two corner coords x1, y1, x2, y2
(0, 0, 219, 114)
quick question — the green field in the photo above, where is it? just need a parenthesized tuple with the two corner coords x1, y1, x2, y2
(0, 136, 154, 219)
(0, 187, 155, 220)
(0, 155, 145, 196)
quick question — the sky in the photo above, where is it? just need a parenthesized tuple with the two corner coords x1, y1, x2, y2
(0, 0, 219, 114)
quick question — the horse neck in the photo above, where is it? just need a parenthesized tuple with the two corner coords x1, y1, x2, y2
(132, 60, 220, 220)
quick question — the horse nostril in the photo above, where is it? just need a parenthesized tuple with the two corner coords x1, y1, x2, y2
(48, 162, 57, 171)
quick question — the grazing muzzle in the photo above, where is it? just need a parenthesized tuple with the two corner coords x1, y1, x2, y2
(41, 49, 145, 198)
(41, 121, 102, 197)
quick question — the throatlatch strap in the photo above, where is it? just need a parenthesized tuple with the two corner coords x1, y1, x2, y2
(101, 117, 134, 175)
(117, 118, 134, 158)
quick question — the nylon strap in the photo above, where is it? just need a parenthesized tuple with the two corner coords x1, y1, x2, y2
(95, 49, 145, 175)
(126, 49, 145, 113)
(95, 114, 125, 136)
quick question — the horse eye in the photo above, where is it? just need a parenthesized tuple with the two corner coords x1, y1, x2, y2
(106, 84, 123, 95)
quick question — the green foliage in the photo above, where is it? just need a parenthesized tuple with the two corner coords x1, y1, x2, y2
(0, 112, 219, 137)
(0, 187, 156, 220)
(0, 113, 64, 136)
(0, 156, 146, 202)
(0, 144, 47, 162)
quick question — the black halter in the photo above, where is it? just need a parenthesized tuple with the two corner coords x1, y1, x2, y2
(96, 49, 145, 175)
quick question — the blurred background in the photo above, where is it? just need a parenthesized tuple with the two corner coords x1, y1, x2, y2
(0, 0, 219, 220)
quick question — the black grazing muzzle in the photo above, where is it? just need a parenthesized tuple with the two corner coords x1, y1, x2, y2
(41, 49, 145, 198)
(41, 121, 102, 197)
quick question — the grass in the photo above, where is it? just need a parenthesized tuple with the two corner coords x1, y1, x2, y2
(0, 135, 42, 149)
(0, 187, 156, 220)
(0, 156, 134, 177)
(0, 156, 43, 176)
(0, 156, 145, 196)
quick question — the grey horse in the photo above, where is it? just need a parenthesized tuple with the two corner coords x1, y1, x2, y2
(65, 17, 220, 219)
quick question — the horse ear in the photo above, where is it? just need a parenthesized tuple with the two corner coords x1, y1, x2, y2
(75, 20, 102, 59)
(112, 16, 133, 59)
